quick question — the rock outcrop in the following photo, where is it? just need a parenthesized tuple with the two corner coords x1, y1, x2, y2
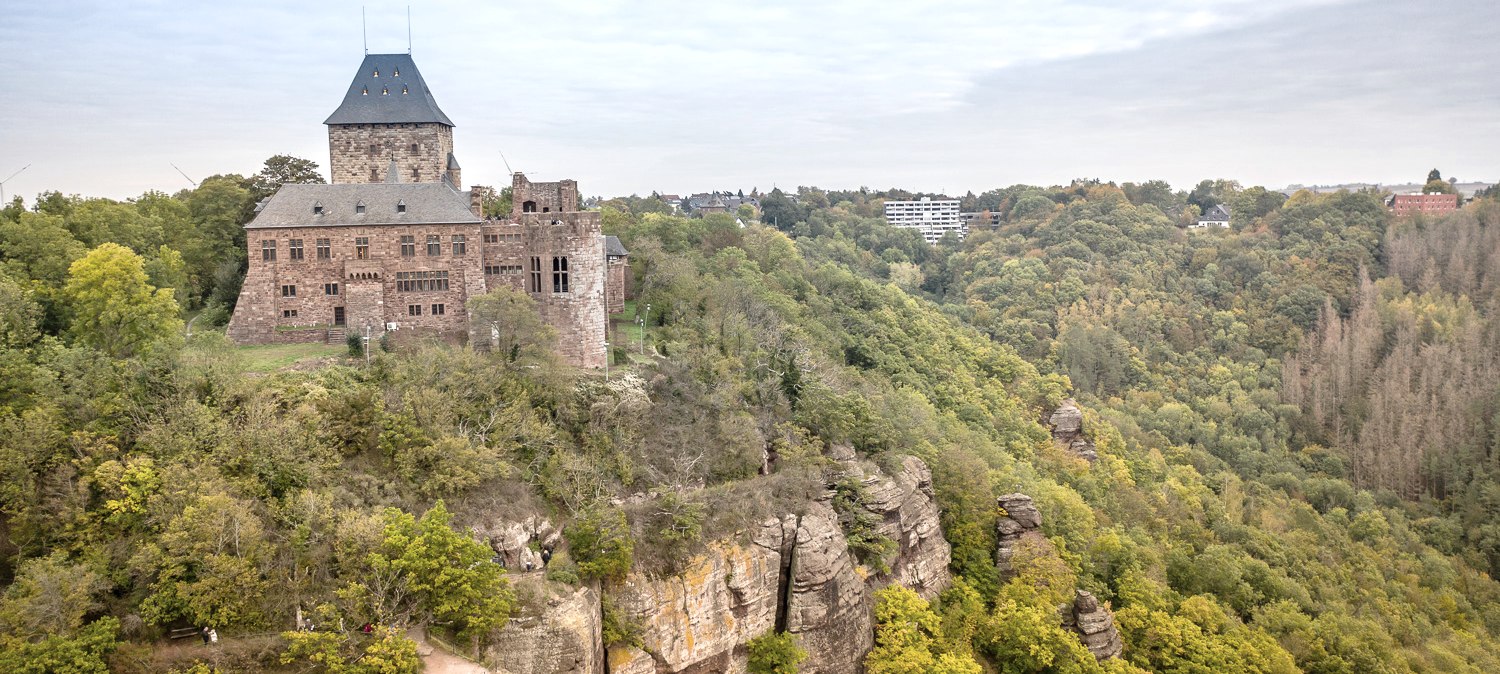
(476, 515, 561, 571)
(486, 581, 603, 674)
(996, 492, 1045, 580)
(1049, 399, 1098, 462)
(610, 516, 792, 673)
(857, 456, 953, 599)
(494, 456, 952, 674)
(784, 503, 872, 674)
(1061, 590, 1123, 660)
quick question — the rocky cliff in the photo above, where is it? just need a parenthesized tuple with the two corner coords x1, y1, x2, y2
(517, 455, 952, 674)
(486, 580, 604, 674)
(996, 492, 1045, 580)
(1049, 399, 1098, 462)
(1061, 590, 1123, 661)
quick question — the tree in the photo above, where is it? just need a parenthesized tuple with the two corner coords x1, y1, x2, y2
(248, 154, 326, 202)
(467, 287, 555, 362)
(340, 501, 514, 639)
(564, 507, 634, 582)
(760, 188, 807, 231)
(865, 586, 982, 674)
(62, 243, 182, 357)
(747, 631, 808, 674)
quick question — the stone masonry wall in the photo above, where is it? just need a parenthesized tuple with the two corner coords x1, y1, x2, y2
(328, 123, 455, 187)
(606, 256, 627, 314)
(511, 173, 579, 216)
(228, 222, 486, 343)
(522, 212, 607, 369)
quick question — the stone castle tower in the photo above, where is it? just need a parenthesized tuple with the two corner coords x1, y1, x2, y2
(324, 53, 461, 188)
(226, 52, 614, 369)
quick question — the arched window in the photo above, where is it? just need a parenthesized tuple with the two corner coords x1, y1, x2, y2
(522, 200, 537, 213)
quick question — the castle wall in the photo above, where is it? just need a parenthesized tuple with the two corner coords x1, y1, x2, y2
(606, 256, 627, 314)
(521, 212, 607, 369)
(328, 123, 456, 187)
(227, 222, 486, 343)
(511, 173, 579, 216)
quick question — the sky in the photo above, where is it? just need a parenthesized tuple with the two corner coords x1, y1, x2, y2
(1, 0, 1496, 202)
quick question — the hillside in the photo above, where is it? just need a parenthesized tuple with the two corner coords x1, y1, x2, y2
(1, 176, 1499, 673)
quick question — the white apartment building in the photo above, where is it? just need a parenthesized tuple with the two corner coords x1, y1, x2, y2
(884, 197, 966, 243)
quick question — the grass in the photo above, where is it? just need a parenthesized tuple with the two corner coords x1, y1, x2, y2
(236, 341, 347, 373)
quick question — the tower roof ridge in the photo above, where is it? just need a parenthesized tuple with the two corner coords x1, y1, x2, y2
(324, 53, 454, 126)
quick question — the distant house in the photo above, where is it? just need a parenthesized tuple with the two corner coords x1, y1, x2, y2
(1193, 204, 1231, 229)
(885, 197, 965, 243)
(959, 211, 1000, 231)
(1388, 193, 1459, 216)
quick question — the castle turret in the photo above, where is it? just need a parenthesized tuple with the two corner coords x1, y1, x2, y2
(324, 54, 462, 188)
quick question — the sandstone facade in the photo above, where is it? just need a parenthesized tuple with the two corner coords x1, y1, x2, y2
(1061, 590, 1124, 661)
(487, 581, 604, 674)
(1049, 399, 1098, 462)
(328, 123, 457, 187)
(996, 492, 1045, 580)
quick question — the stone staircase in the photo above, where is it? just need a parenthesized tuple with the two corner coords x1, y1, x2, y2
(327, 328, 346, 345)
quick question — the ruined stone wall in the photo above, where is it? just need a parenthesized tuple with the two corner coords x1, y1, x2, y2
(227, 222, 486, 343)
(327, 123, 455, 187)
(511, 173, 579, 216)
(606, 256, 627, 314)
(522, 213, 607, 369)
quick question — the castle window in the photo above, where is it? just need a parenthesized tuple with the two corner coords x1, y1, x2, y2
(393, 67, 399, 76)
(402, 85, 409, 95)
(529, 257, 542, 293)
(373, 69, 379, 77)
(288, 239, 305, 260)
(382, 86, 389, 95)
(451, 234, 466, 255)
(356, 201, 366, 214)
(431, 303, 445, 316)
(281, 284, 296, 297)
(542, 207, 550, 213)
(484, 264, 499, 275)
(261, 240, 276, 262)
(410, 143, 418, 154)
(408, 305, 422, 316)
(552, 256, 569, 294)
(426, 235, 441, 256)
(483, 234, 499, 243)
(316, 238, 331, 259)
(361, 86, 369, 96)
(355, 237, 369, 259)
(371, 167, 379, 181)
(397, 200, 407, 214)
(324, 283, 339, 296)
(412, 167, 420, 181)
(522, 200, 537, 213)
(395, 271, 449, 292)
(282, 309, 298, 318)
(400, 235, 415, 257)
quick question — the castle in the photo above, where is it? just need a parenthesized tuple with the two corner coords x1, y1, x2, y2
(227, 53, 623, 368)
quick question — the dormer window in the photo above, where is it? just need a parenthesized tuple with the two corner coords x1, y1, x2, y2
(372, 69, 379, 77)
(393, 67, 400, 76)
(313, 202, 324, 215)
(355, 201, 366, 214)
(397, 200, 406, 214)
(381, 86, 389, 95)
(361, 86, 369, 96)
(402, 85, 409, 95)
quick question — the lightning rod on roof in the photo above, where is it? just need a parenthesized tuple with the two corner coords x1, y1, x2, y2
(498, 150, 513, 175)
(407, 6, 412, 54)
(362, 7, 368, 54)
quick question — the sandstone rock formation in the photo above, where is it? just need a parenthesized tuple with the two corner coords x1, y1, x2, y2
(996, 492, 1045, 580)
(476, 515, 561, 571)
(784, 503, 872, 674)
(1049, 399, 1098, 462)
(486, 581, 603, 674)
(610, 516, 792, 673)
(1060, 590, 1123, 660)
(497, 456, 952, 674)
(853, 456, 952, 599)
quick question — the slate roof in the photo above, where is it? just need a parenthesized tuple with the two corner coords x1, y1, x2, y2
(325, 53, 455, 126)
(1199, 204, 1231, 221)
(604, 235, 629, 257)
(246, 183, 480, 229)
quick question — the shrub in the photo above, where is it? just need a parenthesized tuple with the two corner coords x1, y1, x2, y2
(564, 507, 634, 582)
(346, 332, 364, 357)
(747, 631, 807, 674)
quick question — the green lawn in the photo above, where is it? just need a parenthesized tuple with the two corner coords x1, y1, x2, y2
(236, 341, 347, 373)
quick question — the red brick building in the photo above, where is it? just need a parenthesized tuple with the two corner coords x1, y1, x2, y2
(1389, 193, 1459, 217)
(226, 53, 619, 368)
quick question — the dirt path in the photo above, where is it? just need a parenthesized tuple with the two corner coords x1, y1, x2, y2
(409, 629, 491, 674)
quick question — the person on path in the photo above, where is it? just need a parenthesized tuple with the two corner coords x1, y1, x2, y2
(199, 626, 211, 645)
(541, 546, 553, 567)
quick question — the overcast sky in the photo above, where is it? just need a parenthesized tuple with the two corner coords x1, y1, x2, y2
(1, 0, 1496, 202)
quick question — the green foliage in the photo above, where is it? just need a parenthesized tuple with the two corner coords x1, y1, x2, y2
(832, 475, 897, 572)
(0, 615, 118, 674)
(63, 243, 183, 357)
(865, 586, 983, 674)
(280, 622, 421, 674)
(746, 631, 808, 674)
(468, 287, 556, 362)
(564, 507, 634, 582)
